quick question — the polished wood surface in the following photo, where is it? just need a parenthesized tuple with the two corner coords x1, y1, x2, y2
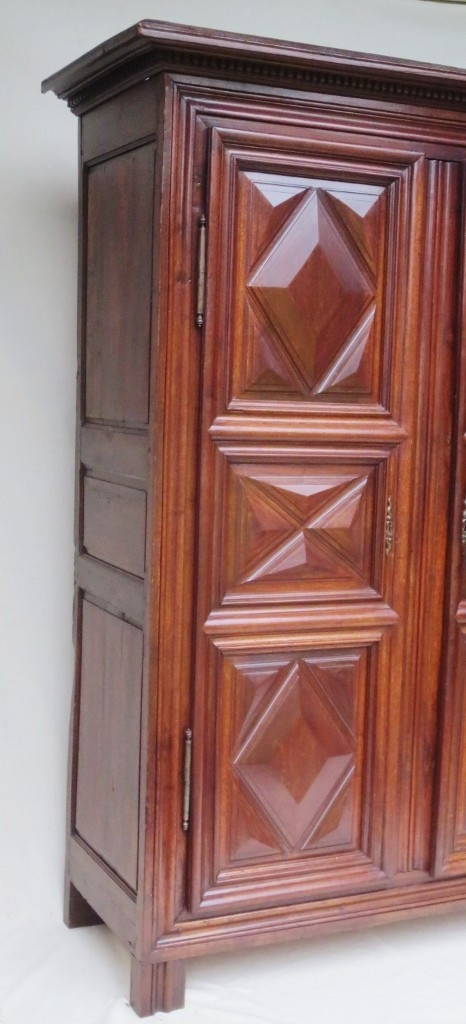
(76, 600, 143, 890)
(230, 173, 384, 405)
(434, 180, 466, 879)
(42, 20, 466, 1017)
(41, 19, 466, 108)
(85, 145, 154, 426)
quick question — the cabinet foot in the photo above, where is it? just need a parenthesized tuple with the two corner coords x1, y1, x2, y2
(130, 958, 186, 1017)
(64, 880, 102, 928)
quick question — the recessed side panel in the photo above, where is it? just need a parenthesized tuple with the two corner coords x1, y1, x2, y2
(75, 599, 143, 891)
(83, 477, 147, 577)
(85, 145, 155, 426)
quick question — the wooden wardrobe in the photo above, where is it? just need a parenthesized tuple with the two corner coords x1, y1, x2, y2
(42, 21, 466, 1017)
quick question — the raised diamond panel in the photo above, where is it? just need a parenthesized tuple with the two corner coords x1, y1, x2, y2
(321, 189, 381, 274)
(248, 190, 374, 392)
(227, 650, 364, 860)
(232, 171, 387, 405)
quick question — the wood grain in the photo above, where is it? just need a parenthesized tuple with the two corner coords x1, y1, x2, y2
(85, 146, 154, 426)
(43, 22, 466, 1017)
(83, 477, 146, 577)
(75, 600, 143, 891)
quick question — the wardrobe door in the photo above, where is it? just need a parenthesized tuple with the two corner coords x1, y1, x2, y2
(434, 167, 466, 879)
(189, 118, 430, 916)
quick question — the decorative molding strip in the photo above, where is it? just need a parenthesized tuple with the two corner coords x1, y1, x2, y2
(64, 47, 466, 114)
(152, 875, 466, 958)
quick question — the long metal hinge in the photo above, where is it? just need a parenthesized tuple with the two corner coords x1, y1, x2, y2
(462, 498, 466, 549)
(196, 214, 206, 328)
(182, 728, 192, 832)
(385, 496, 394, 556)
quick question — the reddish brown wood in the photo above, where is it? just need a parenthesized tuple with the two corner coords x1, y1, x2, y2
(69, 836, 136, 944)
(130, 958, 186, 1016)
(200, 639, 387, 910)
(85, 145, 154, 426)
(397, 159, 459, 876)
(433, 167, 466, 879)
(188, 111, 428, 911)
(225, 165, 387, 409)
(41, 20, 466, 111)
(75, 600, 143, 890)
(81, 79, 158, 160)
(42, 20, 466, 1018)
(64, 880, 101, 929)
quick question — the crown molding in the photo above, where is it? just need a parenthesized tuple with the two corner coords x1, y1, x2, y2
(41, 20, 466, 115)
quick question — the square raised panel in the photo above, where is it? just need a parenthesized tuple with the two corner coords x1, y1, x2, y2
(219, 456, 384, 605)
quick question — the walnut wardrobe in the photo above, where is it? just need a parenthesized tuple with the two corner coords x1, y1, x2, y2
(42, 21, 466, 1018)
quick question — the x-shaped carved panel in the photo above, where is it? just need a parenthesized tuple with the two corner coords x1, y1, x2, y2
(231, 465, 375, 588)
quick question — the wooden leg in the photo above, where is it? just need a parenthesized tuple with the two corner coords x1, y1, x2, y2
(64, 879, 102, 928)
(130, 957, 186, 1017)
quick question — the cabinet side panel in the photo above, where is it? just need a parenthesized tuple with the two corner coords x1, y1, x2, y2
(75, 599, 143, 891)
(83, 477, 147, 577)
(81, 80, 159, 160)
(85, 145, 154, 426)
(66, 85, 159, 943)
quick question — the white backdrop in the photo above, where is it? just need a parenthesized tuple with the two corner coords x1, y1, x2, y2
(1, 1, 465, 1021)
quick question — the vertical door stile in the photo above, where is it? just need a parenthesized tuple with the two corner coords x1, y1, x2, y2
(433, 160, 466, 878)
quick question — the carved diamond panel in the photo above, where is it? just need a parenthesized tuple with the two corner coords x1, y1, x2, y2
(231, 171, 387, 405)
(248, 188, 374, 390)
(227, 650, 364, 860)
(226, 462, 377, 597)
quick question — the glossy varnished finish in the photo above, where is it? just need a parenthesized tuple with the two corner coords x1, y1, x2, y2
(190, 110, 428, 916)
(42, 21, 466, 1017)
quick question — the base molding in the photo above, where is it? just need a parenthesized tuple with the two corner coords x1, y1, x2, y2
(151, 876, 466, 961)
